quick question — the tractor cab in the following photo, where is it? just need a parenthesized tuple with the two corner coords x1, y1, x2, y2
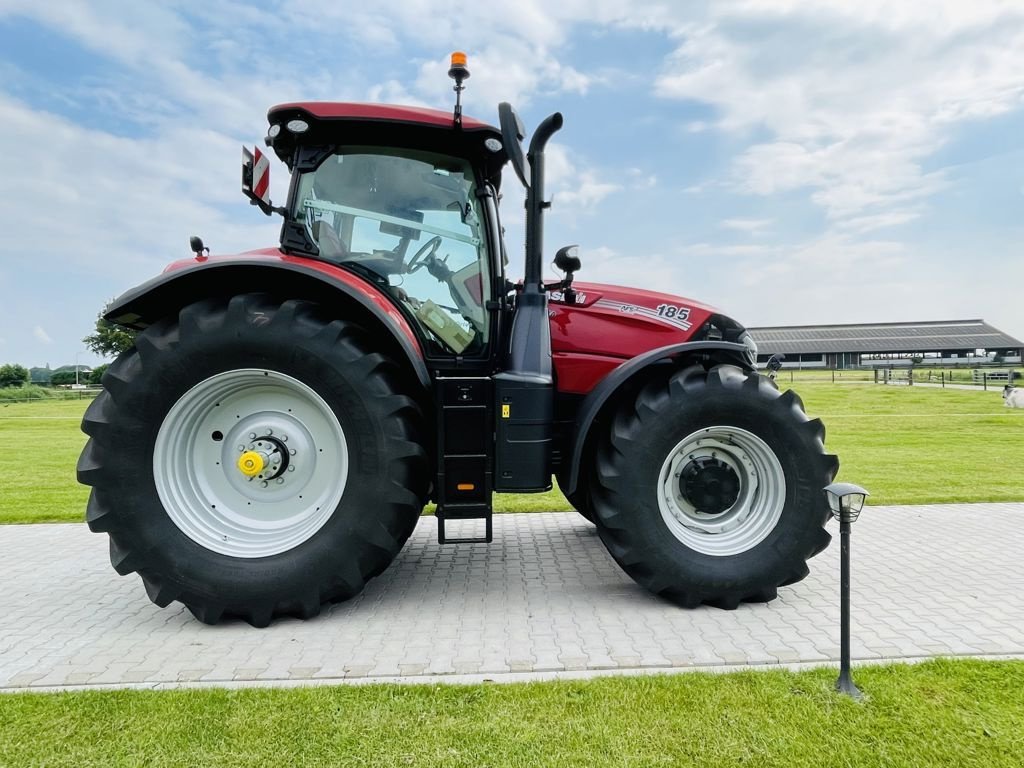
(249, 101, 508, 360)
(238, 60, 572, 541)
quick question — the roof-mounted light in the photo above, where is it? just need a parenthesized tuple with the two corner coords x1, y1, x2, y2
(267, 123, 282, 138)
(286, 119, 309, 134)
(448, 51, 469, 79)
(448, 51, 470, 128)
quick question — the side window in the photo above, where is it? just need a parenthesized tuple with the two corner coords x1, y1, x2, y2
(293, 151, 491, 356)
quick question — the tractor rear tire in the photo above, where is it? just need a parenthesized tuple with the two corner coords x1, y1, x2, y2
(590, 364, 837, 609)
(77, 294, 428, 627)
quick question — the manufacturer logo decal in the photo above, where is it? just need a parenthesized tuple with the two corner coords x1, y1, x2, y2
(550, 291, 587, 304)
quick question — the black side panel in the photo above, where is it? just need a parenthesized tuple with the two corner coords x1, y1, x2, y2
(493, 372, 553, 491)
(493, 288, 553, 492)
(103, 260, 430, 390)
(504, 289, 551, 378)
(562, 340, 753, 497)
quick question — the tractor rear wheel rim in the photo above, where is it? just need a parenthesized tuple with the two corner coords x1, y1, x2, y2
(657, 426, 785, 557)
(154, 369, 348, 558)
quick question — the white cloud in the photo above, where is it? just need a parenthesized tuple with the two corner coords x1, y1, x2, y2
(654, 3, 1024, 224)
(835, 210, 922, 234)
(626, 168, 657, 189)
(33, 326, 53, 345)
(720, 218, 773, 234)
(545, 144, 620, 211)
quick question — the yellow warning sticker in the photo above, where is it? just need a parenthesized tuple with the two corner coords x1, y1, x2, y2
(501, 404, 511, 419)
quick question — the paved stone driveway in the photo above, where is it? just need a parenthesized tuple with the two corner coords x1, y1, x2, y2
(2, 504, 1022, 691)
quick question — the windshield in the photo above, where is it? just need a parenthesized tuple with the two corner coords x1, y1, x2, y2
(292, 149, 490, 356)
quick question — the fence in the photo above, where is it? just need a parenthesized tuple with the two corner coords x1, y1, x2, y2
(0, 387, 102, 404)
(873, 368, 1021, 389)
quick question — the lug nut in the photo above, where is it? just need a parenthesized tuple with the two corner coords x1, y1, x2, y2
(265, 428, 273, 435)
(261, 481, 269, 488)
(281, 435, 288, 442)
(249, 432, 257, 439)
(289, 448, 296, 456)
(276, 478, 284, 484)
(287, 466, 295, 472)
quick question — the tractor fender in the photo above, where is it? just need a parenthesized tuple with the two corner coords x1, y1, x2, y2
(562, 340, 753, 497)
(104, 258, 431, 390)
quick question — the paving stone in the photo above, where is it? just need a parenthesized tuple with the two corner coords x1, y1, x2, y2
(1, 506, 1023, 691)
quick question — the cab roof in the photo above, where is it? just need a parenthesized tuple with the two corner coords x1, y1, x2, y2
(265, 102, 505, 183)
(268, 102, 498, 132)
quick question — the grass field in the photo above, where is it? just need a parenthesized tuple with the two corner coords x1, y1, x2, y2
(1, 382, 1021, 524)
(2, 659, 1022, 767)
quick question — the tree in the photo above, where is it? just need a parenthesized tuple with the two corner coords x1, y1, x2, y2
(0, 364, 29, 388)
(50, 371, 78, 386)
(83, 308, 136, 358)
(89, 363, 110, 386)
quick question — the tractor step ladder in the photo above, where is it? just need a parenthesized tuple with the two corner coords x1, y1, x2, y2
(436, 502, 492, 545)
(434, 376, 493, 544)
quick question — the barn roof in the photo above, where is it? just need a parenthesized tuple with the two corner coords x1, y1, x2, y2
(747, 319, 1024, 355)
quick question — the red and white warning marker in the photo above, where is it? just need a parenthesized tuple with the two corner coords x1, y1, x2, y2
(242, 146, 271, 207)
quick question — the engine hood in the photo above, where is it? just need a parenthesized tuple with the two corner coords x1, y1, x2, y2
(549, 280, 732, 359)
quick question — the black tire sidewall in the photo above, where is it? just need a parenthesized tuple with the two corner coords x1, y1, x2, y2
(597, 372, 828, 593)
(107, 300, 423, 606)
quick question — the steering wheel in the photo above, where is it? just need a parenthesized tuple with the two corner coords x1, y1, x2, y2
(406, 236, 443, 273)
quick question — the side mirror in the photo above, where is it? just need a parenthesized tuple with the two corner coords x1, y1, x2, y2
(498, 102, 530, 189)
(554, 244, 581, 274)
(242, 146, 274, 216)
(189, 235, 209, 260)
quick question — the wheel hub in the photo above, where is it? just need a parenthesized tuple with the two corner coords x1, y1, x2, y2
(237, 434, 291, 482)
(237, 450, 265, 477)
(679, 457, 740, 516)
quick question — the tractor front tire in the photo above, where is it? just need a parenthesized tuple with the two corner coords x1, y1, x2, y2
(590, 364, 837, 609)
(77, 294, 428, 626)
(556, 473, 595, 524)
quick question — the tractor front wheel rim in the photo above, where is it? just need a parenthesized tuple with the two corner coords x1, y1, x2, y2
(153, 369, 348, 558)
(657, 426, 785, 557)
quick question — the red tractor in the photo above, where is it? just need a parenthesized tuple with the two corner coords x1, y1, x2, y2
(78, 54, 837, 626)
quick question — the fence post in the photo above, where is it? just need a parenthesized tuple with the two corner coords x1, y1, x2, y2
(983, 372, 987, 391)
(941, 371, 945, 388)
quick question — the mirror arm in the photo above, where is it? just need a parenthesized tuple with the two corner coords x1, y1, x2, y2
(247, 198, 287, 217)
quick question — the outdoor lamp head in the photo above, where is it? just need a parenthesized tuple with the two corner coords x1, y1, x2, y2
(824, 482, 869, 522)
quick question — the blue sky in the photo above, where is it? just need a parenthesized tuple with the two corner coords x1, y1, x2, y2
(1, 0, 1022, 368)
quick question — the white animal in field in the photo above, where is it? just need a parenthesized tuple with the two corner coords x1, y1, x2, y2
(1003, 385, 1024, 408)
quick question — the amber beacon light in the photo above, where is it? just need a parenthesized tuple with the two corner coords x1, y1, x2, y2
(448, 51, 470, 126)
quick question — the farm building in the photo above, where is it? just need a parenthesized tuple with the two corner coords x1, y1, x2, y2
(748, 319, 1023, 370)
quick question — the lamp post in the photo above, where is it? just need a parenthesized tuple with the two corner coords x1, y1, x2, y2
(824, 481, 869, 700)
(75, 352, 81, 387)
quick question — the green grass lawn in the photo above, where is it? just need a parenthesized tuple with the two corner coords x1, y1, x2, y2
(0, 400, 93, 524)
(783, 383, 1024, 505)
(1, 382, 1021, 524)
(2, 659, 1022, 767)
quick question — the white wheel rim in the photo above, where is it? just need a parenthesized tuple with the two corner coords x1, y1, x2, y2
(153, 369, 348, 558)
(657, 426, 785, 557)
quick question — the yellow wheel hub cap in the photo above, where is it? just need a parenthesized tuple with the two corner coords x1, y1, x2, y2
(237, 451, 265, 477)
